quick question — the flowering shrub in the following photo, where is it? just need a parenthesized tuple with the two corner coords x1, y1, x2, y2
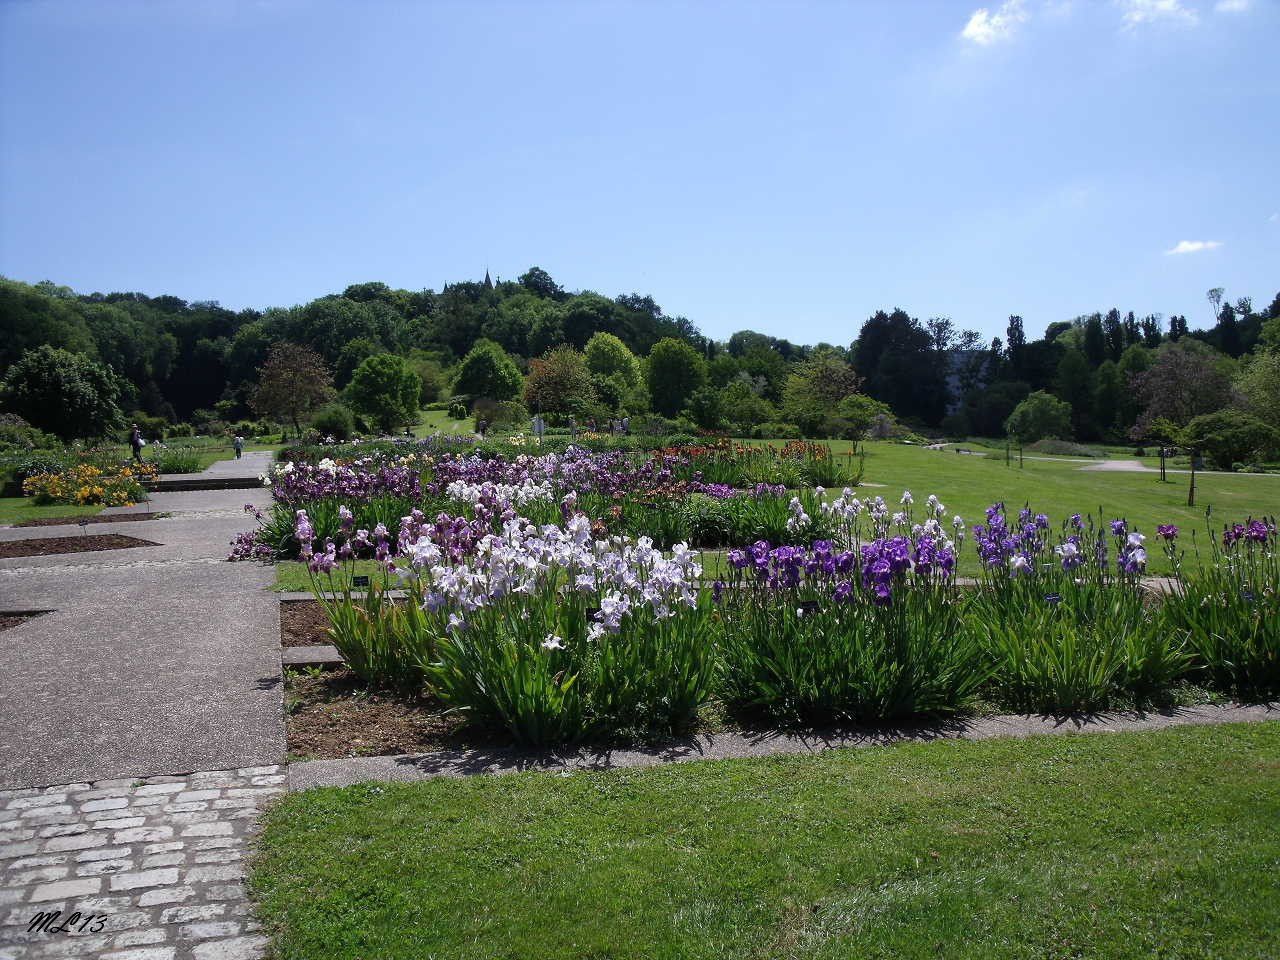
(22, 462, 155, 506)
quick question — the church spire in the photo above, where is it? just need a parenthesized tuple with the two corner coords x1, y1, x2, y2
(483, 269, 493, 290)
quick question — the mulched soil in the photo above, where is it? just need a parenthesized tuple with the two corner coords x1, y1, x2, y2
(12, 512, 168, 528)
(280, 600, 332, 647)
(0, 534, 160, 559)
(0, 612, 46, 633)
(285, 669, 496, 760)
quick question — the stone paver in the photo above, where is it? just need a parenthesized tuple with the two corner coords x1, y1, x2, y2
(0, 766, 281, 960)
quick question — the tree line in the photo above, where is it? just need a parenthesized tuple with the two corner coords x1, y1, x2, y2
(1, 268, 1276, 458)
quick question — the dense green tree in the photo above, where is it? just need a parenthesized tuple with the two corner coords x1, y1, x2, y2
(1054, 348, 1096, 439)
(0, 345, 124, 441)
(518, 267, 564, 301)
(1005, 391, 1073, 443)
(718, 378, 777, 435)
(452, 339, 522, 402)
(647, 338, 706, 417)
(524, 345, 596, 416)
(1183, 410, 1280, 470)
(1092, 360, 1123, 440)
(853, 308, 947, 424)
(0, 279, 96, 370)
(583, 332, 642, 389)
(345, 354, 421, 433)
(781, 350, 863, 436)
(686, 386, 724, 430)
(335, 337, 382, 387)
(1235, 350, 1280, 420)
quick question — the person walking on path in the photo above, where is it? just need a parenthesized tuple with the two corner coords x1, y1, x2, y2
(233, 434, 244, 459)
(129, 422, 144, 462)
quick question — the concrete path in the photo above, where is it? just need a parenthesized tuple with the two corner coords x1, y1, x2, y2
(289, 701, 1278, 790)
(150, 451, 272, 486)
(0, 487, 284, 790)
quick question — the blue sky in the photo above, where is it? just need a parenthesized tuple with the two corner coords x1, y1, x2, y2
(1, 0, 1276, 344)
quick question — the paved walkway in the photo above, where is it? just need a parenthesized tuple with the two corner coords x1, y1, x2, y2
(148, 451, 273, 487)
(0, 766, 281, 960)
(0, 456, 284, 959)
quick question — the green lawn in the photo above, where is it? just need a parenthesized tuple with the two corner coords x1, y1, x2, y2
(412, 407, 473, 437)
(0, 497, 103, 526)
(274, 559, 385, 592)
(253, 721, 1280, 960)
(850, 440, 1278, 547)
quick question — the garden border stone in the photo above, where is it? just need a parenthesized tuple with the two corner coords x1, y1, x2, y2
(286, 701, 1278, 790)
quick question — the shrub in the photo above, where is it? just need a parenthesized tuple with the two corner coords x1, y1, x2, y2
(752, 422, 802, 439)
(152, 445, 202, 474)
(473, 398, 529, 432)
(311, 403, 357, 442)
(131, 413, 169, 442)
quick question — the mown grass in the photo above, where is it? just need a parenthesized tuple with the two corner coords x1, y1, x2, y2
(847, 441, 1278, 564)
(253, 721, 1280, 960)
(412, 407, 473, 437)
(0, 497, 103, 526)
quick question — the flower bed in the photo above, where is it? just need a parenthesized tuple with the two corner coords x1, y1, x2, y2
(241, 444, 1278, 748)
(22, 461, 156, 506)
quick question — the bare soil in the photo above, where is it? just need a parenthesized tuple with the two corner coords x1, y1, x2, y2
(12, 512, 168, 528)
(285, 669, 497, 760)
(280, 599, 332, 647)
(0, 534, 160, 559)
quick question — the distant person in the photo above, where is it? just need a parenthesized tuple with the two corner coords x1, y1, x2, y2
(129, 423, 144, 463)
(233, 434, 244, 459)
(532, 414, 546, 439)
(622, 416, 630, 435)
(569, 416, 577, 439)
(477, 418, 489, 439)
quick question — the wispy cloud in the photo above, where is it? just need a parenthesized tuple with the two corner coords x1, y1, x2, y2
(1214, 0, 1250, 12)
(961, 0, 1029, 45)
(1165, 240, 1223, 255)
(1119, 0, 1199, 27)
(1269, 212, 1279, 223)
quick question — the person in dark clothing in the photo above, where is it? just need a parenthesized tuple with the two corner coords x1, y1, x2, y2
(129, 424, 144, 463)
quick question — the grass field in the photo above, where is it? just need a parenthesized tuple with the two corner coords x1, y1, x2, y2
(253, 721, 1280, 960)
(851, 440, 1278, 546)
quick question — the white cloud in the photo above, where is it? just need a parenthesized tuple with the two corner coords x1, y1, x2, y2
(1269, 212, 1279, 223)
(1215, 0, 1250, 12)
(961, 0, 1029, 44)
(1165, 240, 1223, 255)
(1119, 0, 1199, 26)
